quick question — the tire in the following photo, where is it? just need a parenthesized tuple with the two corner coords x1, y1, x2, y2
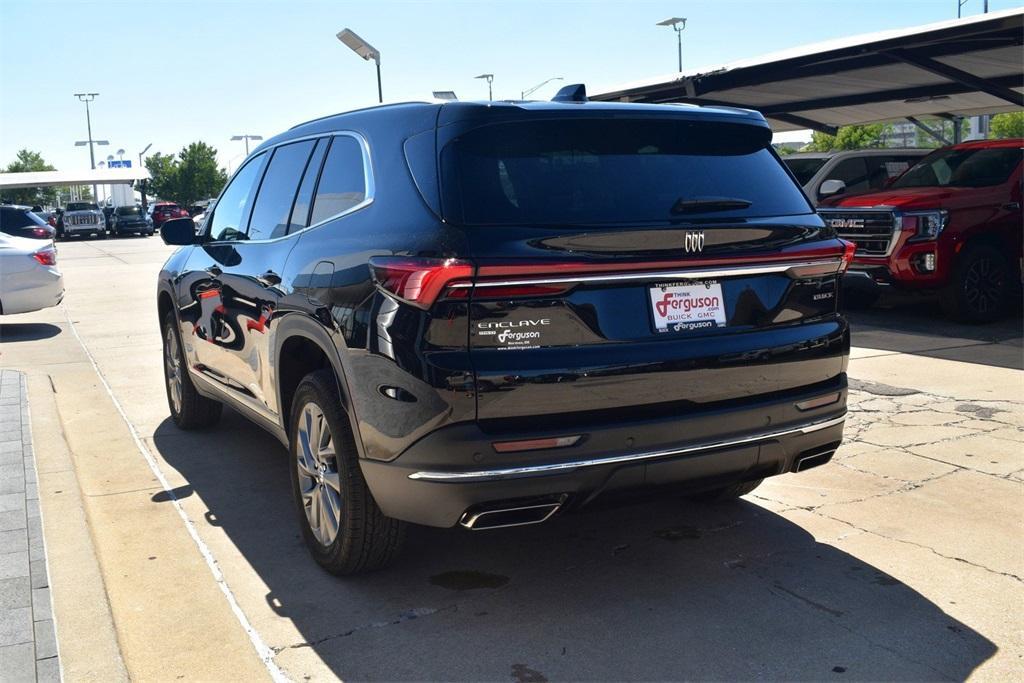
(289, 369, 405, 575)
(941, 244, 1010, 323)
(161, 311, 222, 429)
(841, 288, 879, 310)
(690, 478, 763, 503)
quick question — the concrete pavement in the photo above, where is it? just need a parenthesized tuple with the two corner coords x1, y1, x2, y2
(0, 237, 1021, 681)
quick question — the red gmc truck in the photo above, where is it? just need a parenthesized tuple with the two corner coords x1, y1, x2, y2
(818, 138, 1022, 322)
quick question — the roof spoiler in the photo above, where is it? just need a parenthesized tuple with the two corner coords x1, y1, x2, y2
(552, 83, 587, 103)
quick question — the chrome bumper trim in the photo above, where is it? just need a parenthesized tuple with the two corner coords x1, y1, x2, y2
(408, 413, 847, 482)
(447, 259, 843, 289)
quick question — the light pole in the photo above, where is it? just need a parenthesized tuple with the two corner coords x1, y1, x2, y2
(337, 28, 382, 103)
(521, 77, 563, 100)
(230, 134, 263, 156)
(475, 73, 494, 101)
(74, 92, 107, 200)
(657, 17, 687, 72)
(138, 143, 152, 169)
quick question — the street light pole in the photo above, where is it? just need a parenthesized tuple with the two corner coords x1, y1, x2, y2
(656, 17, 687, 72)
(74, 92, 100, 199)
(337, 29, 383, 103)
(521, 77, 564, 100)
(475, 73, 494, 101)
(230, 134, 263, 156)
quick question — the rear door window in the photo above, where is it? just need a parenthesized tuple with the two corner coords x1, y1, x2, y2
(287, 138, 328, 233)
(826, 157, 870, 195)
(208, 153, 266, 241)
(247, 139, 317, 240)
(441, 118, 811, 226)
(309, 135, 367, 225)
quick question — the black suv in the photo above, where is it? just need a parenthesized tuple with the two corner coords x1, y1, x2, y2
(157, 88, 852, 574)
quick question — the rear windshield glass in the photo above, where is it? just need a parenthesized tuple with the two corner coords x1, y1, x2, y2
(116, 207, 141, 216)
(891, 146, 1022, 189)
(783, 157, 828, 186)
(66, 202, 98, 211)
(440, 119, 810, 226)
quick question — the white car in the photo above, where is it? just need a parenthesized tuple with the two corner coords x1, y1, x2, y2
(0, 234, 64, 315)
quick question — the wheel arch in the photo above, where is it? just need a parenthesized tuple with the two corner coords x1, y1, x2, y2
(273, 315, 363, 455)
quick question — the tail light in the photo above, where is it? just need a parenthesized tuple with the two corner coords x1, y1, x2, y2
(30, 227, 51, 239)
(368, 256, 473, 309)
(32, 247, 57, 267)
(839, 240, 857, 273)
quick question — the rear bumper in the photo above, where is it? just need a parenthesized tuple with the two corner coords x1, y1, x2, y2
(1, 269, 64, 315)
(360, 376, 848, 528)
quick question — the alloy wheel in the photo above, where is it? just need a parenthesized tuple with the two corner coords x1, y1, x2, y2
(164, 326, 183, 415)
(296, 402, 342, 546)
(963, 256, 1003, 316)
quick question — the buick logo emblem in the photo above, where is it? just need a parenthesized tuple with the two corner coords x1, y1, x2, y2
(683, 231, 705, 253)
(829, 218, 865, 229)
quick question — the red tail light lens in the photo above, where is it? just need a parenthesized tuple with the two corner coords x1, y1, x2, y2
(32, 247, 57, 267)
(839, 240, 857, 273)
(368, 256, 473, 309)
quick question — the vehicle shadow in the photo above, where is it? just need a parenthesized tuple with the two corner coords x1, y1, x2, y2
(846, 291, 1023, 370)
(0, 322, 63, 343)
(152, 410, 995, 681)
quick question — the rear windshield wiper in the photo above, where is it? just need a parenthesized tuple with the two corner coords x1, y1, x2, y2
(671, 196, 753, 214)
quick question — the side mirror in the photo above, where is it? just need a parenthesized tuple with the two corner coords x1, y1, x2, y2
(818, 179, 847, 197)
(161, 217, 198, 246)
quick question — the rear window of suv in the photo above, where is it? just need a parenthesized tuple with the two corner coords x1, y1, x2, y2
(116, 207, 141, 216)
(440, 118, 811, 226)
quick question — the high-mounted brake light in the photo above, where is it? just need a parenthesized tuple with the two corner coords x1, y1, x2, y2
(31, 247, 57, 267)
(368, 256, 473, 309)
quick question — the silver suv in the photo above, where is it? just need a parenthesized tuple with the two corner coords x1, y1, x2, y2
(784, 149, 930, 206)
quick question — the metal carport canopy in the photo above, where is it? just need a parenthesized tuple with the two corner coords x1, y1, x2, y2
(0, 167, 151, 190)
(591, 8, 1023, 134)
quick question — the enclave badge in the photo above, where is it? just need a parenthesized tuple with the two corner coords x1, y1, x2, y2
(683, 230, 706, 253)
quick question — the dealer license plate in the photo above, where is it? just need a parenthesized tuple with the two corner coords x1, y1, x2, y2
(649, 281, 727, 333)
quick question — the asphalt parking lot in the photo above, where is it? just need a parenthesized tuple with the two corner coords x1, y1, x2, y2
(1, 236, 1021, 681)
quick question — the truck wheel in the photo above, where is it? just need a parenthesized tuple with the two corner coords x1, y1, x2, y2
(289, 369, 405, 575)
(942, 245, 1009, 323)
(690, 478, 763, 503)
(162, 311, 222, 429)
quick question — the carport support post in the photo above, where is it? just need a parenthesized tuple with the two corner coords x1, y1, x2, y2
(906, 117, 951, 146)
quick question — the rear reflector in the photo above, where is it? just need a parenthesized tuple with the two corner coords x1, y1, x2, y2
(31, 248, 57, 267)
(368, 256, 473, 309)
(492, 435, 582, 453)
(795, 392, 841, 411)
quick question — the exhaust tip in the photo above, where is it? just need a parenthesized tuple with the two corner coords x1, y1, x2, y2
(460, 498, 565, 530)
(793, 442, 839, 472)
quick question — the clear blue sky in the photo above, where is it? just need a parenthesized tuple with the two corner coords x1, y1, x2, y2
(1, 0, 1018, 173)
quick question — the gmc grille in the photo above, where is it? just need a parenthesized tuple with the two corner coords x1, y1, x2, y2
(819, 210, 896, 256)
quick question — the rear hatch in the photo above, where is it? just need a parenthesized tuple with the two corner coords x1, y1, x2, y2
(438, 112, 850, 425)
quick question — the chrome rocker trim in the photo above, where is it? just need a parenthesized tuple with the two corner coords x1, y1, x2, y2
(409, 413, 847, 482)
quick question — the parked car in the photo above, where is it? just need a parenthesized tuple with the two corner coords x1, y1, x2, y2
(0, 205, 57, 240)
(0, 233, 63, 315)
(150, 202, 189, 230)
(111, 206, 154, 237)
(157, 92, 852, 574)
(58, 201, 106, 239)
(819, 138, 1023, 322)
(784, 149, 931, 206)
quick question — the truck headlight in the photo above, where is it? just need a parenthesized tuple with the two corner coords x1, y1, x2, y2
(902, 210, 947, 241)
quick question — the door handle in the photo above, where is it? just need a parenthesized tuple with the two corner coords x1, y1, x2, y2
(257, 270, 282, 287)
(205, 265, 222, 277)
(1002, 202, 1021, 211)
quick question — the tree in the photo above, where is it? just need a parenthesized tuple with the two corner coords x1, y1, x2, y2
(802, 124, 887, 152)
(2, 149, 57, 206)
(143, 142, 228, 208)
(990, 112, 1024, 139)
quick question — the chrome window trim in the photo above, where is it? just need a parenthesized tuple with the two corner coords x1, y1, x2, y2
(203, 130, 375, 246)
(447, 258, 844, 289)
(408, 413, 847, 482)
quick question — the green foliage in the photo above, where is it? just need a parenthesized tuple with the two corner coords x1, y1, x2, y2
(989, 112, 1024, 139)
(2, 149, 57, 206)
(803, 124, 887, 152)
(144, 142, 228, 208)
